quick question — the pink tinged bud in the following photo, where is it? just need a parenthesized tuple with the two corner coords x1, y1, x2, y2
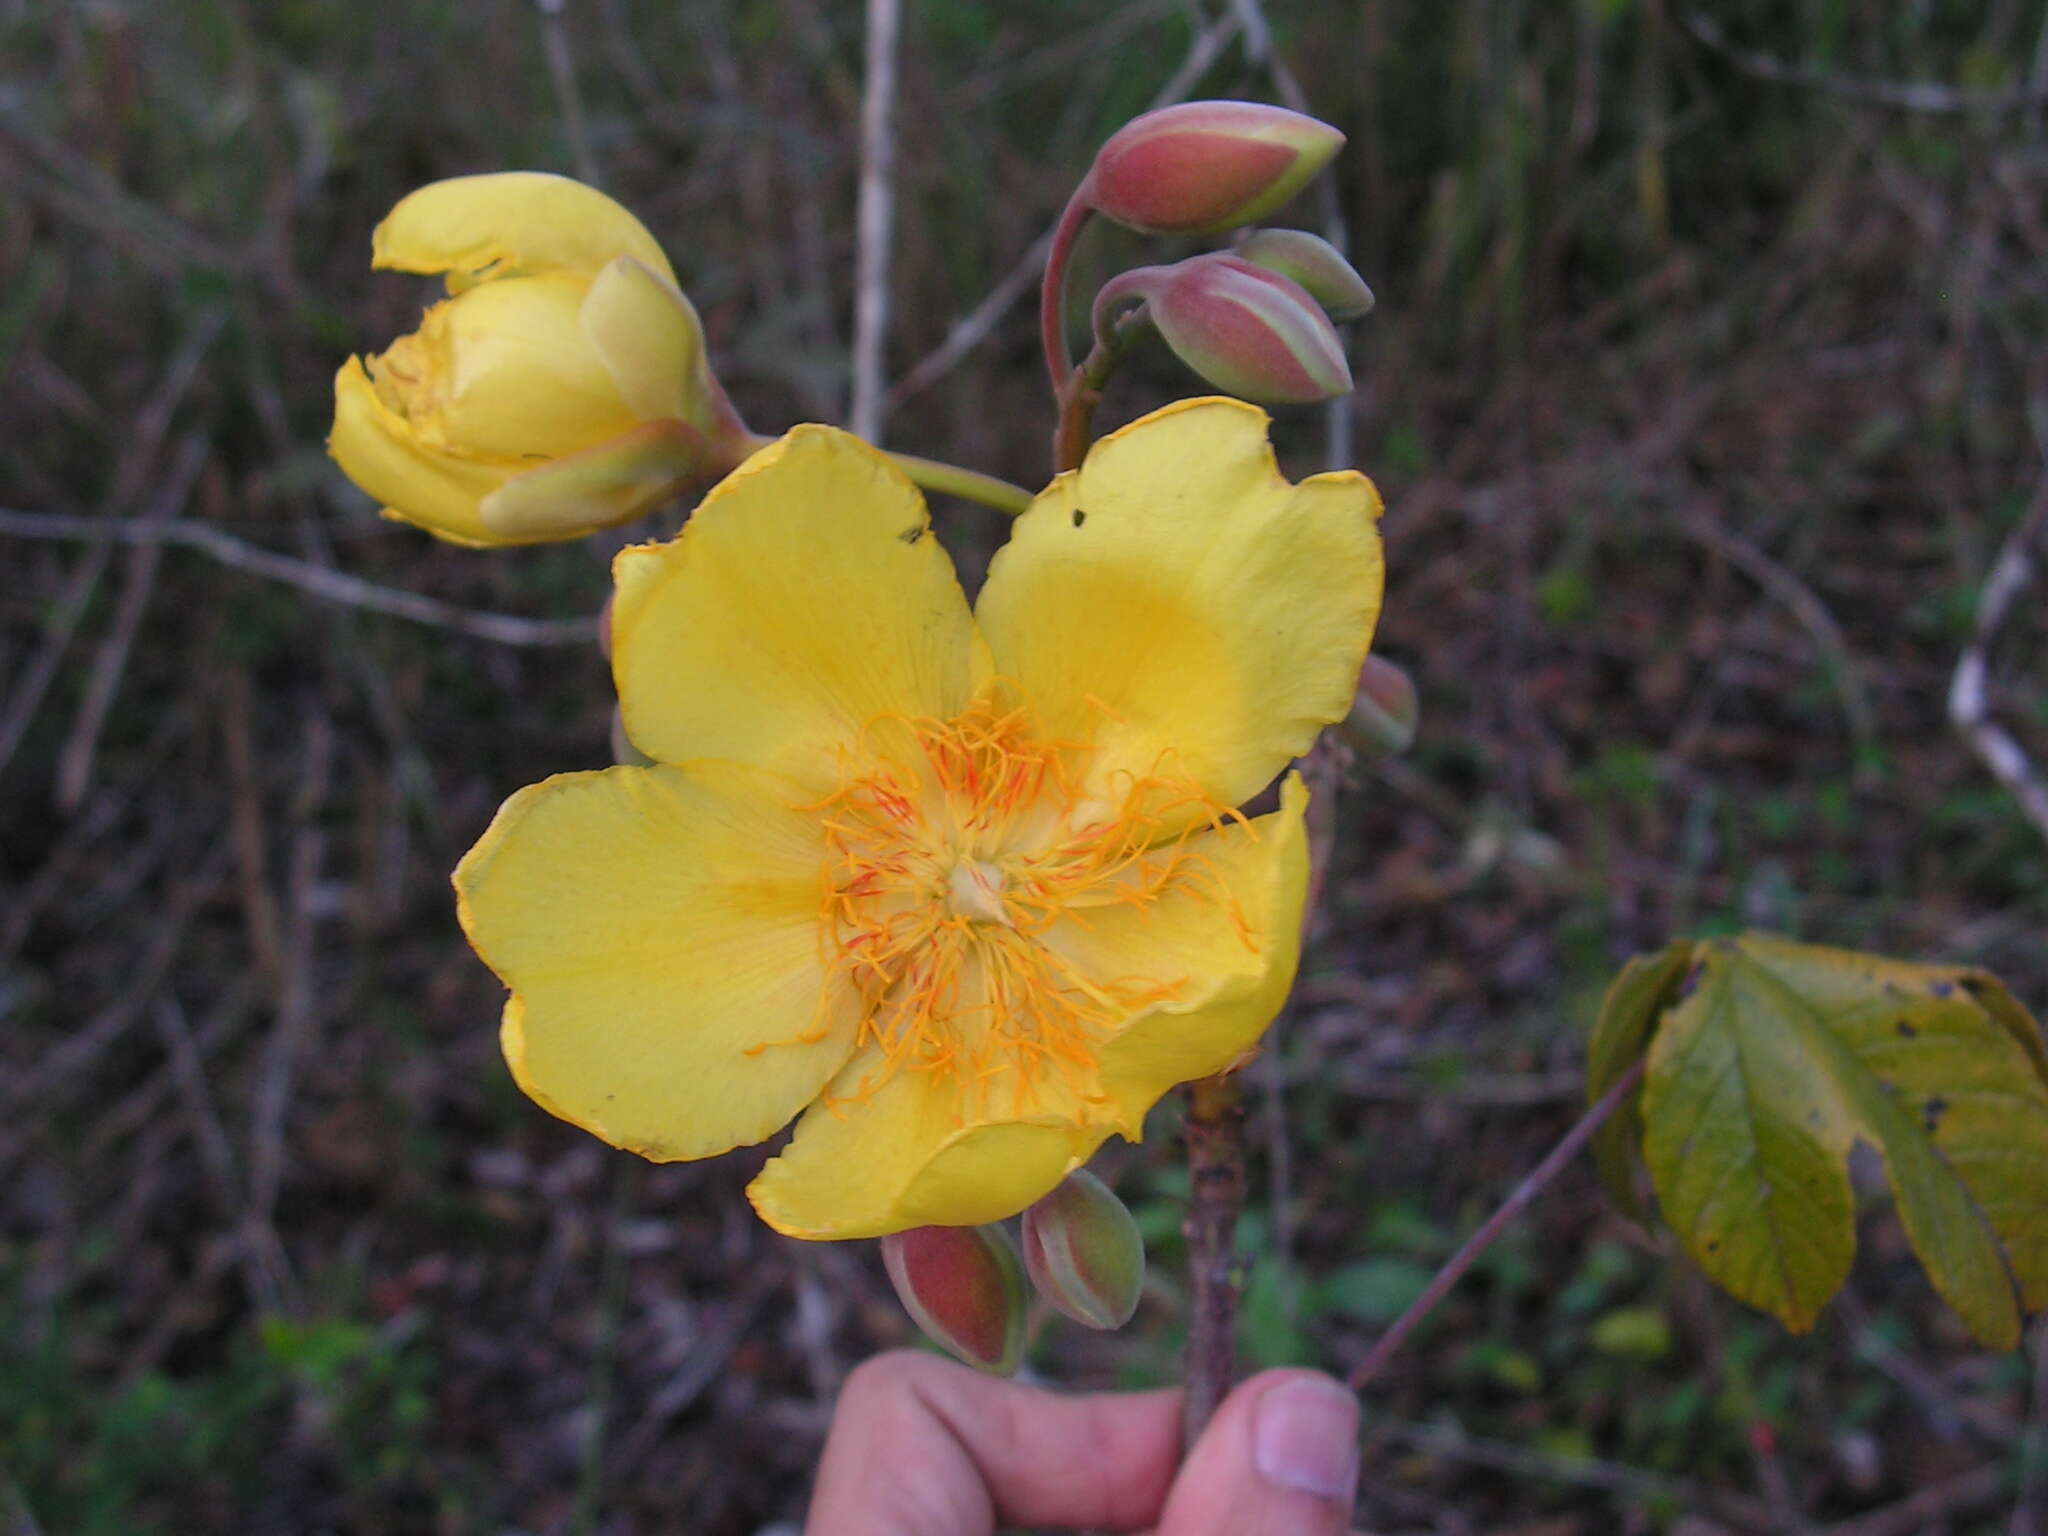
(1020, 1169, 1145, 1330)
(1085, 100, 1345, 237)
(1147, 254, 1352, 405)
(1234, 229, 1376, 321)
(1346, 654, 1418, 758)
(881, 1224, 1027, 1375)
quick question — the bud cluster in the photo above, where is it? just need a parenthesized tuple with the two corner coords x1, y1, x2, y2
(880, 1167, 1147, 1373)
(1069, 101, 1376, 407)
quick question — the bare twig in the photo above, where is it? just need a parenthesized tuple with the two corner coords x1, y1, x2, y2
(1181, 1070, 1247, 1451)
(850, 0, 901, 442)
(880, 3, 1243, 420)
(1679, 507, 1879, 776)
(1949, 486, 2048, 844)
(0, 509, 597, 647)
(1824, 1462, 2010, 1536)
(0, 306, 226, 780)
(2017, 1314, 2048, 1536)
(54, 434, 209, 812)
(1365, 1413, 1780, 1531)
(1346, 1059, 1646, 1394)
(535, 0, 600, 185)
(1682, 9, 2048, 114)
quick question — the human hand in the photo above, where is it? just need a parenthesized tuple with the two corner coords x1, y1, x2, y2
(804, 1350, 1361, 1535)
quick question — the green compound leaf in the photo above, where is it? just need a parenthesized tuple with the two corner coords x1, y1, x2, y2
(1638, 933, 2048, 1348)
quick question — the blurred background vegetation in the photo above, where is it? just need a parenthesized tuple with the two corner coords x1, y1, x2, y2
(3, 0, 2047, 1531)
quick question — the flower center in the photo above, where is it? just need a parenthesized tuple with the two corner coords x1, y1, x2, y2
(945, 857, 1013, 927)
(797, 692, 1249, 1120)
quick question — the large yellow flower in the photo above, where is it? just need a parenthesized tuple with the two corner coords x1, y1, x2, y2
(453, 398, 1384, 1239)
(330, 172, 753, 547)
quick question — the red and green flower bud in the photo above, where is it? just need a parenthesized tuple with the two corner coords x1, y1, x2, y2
(1020, 1169, 1145, 1330)
(1234, 229, 1376, 321)
(1084, 100, 1344, 237)
(1145, 253, 1351, 405)
(1345, 654, 1419, 758)
(881, 1223, 1027, 1374)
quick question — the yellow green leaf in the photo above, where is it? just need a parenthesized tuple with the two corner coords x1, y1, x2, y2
(1639, 933, 2048, 1348)
(1585, 940, 1694, 1222)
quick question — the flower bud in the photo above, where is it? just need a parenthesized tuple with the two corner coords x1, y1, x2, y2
(1084, 100, 1344, 237)
(1020, 1169, 1145, 1330)
(1345, 654, 1418, 758)
(330, 172, 755, 547)
(1142, 253, 1351, 405)
(881, 1224, 1027, 1374)
(1234, 229, 1375, 321)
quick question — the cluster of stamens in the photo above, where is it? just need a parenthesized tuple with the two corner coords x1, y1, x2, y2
(800, 693, 1252, 1120)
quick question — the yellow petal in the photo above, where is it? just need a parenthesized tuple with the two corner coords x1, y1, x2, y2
(329, 355, 508, 546)
(976, 397, 1383, 813)
(372, 171, 676, 291)
(455, 760, 860, 1162)
(480, 420, 707, 541)
(1050, 774, 1310, 1137)
(611, 425, 991, 789)
(580, 256, 711, 426)
(747, 1055, 1111, 1240)
(413, 275, 640, 458)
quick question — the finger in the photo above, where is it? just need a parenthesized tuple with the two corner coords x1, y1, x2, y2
(1156, 1370, 1360, 1536)
(805, 1350, 1185, 1536)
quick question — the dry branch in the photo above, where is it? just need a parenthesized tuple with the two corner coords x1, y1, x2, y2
(1948, 488, 2048, 844)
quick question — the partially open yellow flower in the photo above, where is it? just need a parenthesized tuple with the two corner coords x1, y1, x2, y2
(329, 172, 752, 547)
(453, 398, 1384, 1238)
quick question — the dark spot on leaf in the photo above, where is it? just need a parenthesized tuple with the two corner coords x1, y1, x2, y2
(1678, 962, 1704, 1000)
(1806, 1109, 1820, 1126)
(1705, 1240, 1720, 1253)
(1072, 507, 1088, 527)
(899, 522, 928, 544)
(1883, 981, 1903, 997)
(1923, 1096, 1948, 1134)
(1895, 1021, 1917, 1038)
(1929, 980, 1955, 999)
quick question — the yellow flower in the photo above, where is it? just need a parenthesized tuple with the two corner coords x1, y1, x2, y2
(453, 398, 1384, 1238)
(329, 172, 752, 547)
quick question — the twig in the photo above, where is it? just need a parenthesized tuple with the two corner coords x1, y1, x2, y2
(1824, 1462, 2009, 1536)
(0, 305, 225, 779)
(2017, 1314, 2048, 1536)
(572, 1155, 639, 1536)
(1949, 486, 2048, 844)
(1364, 1413, 1780, 1531)
(879, 3, 1243, 420)
(1346, 1059, 1646, 1393)
(535, 0, 600, 185)
(0, 508, 596, 647)
(1682, 9, 2048, 114)
(246, 715, 331, 1231)
(54, 434, 209, 812)
(1181, 1070, 1247, 1451)
(1678, 507, 1879, 777)
(849, 0, 901, 443)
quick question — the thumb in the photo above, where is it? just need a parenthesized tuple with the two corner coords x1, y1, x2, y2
(1156, 1370, 1360, 1536)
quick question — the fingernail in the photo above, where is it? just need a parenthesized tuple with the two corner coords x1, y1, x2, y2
(1252, 1377, 1360, 1502)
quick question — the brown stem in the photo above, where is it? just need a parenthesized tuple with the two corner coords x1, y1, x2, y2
(1181, 1069, 1248, 1451)
(1344, 1056, 1648, 1393)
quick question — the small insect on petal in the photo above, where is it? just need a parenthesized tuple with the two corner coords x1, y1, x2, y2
(1021, 1168, 1145, 1330)
(881, 1223, 1028, 1374)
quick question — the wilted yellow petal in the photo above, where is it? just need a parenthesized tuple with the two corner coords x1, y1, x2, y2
(580, 256, 711, 426)
(373, 171, 676, 291)
(1056, 774, 1309, 1135)
(748, 1055, 1109, 1240)
(458, 761, 861, 1162)
(976, 397, 1382, 814)
(329, 355, 506, 546)
(479, 420, 706, 541)
(610, 426, 991, 789)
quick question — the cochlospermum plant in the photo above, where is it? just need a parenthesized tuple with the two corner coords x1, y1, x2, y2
(329, 96, 2048, 1469)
